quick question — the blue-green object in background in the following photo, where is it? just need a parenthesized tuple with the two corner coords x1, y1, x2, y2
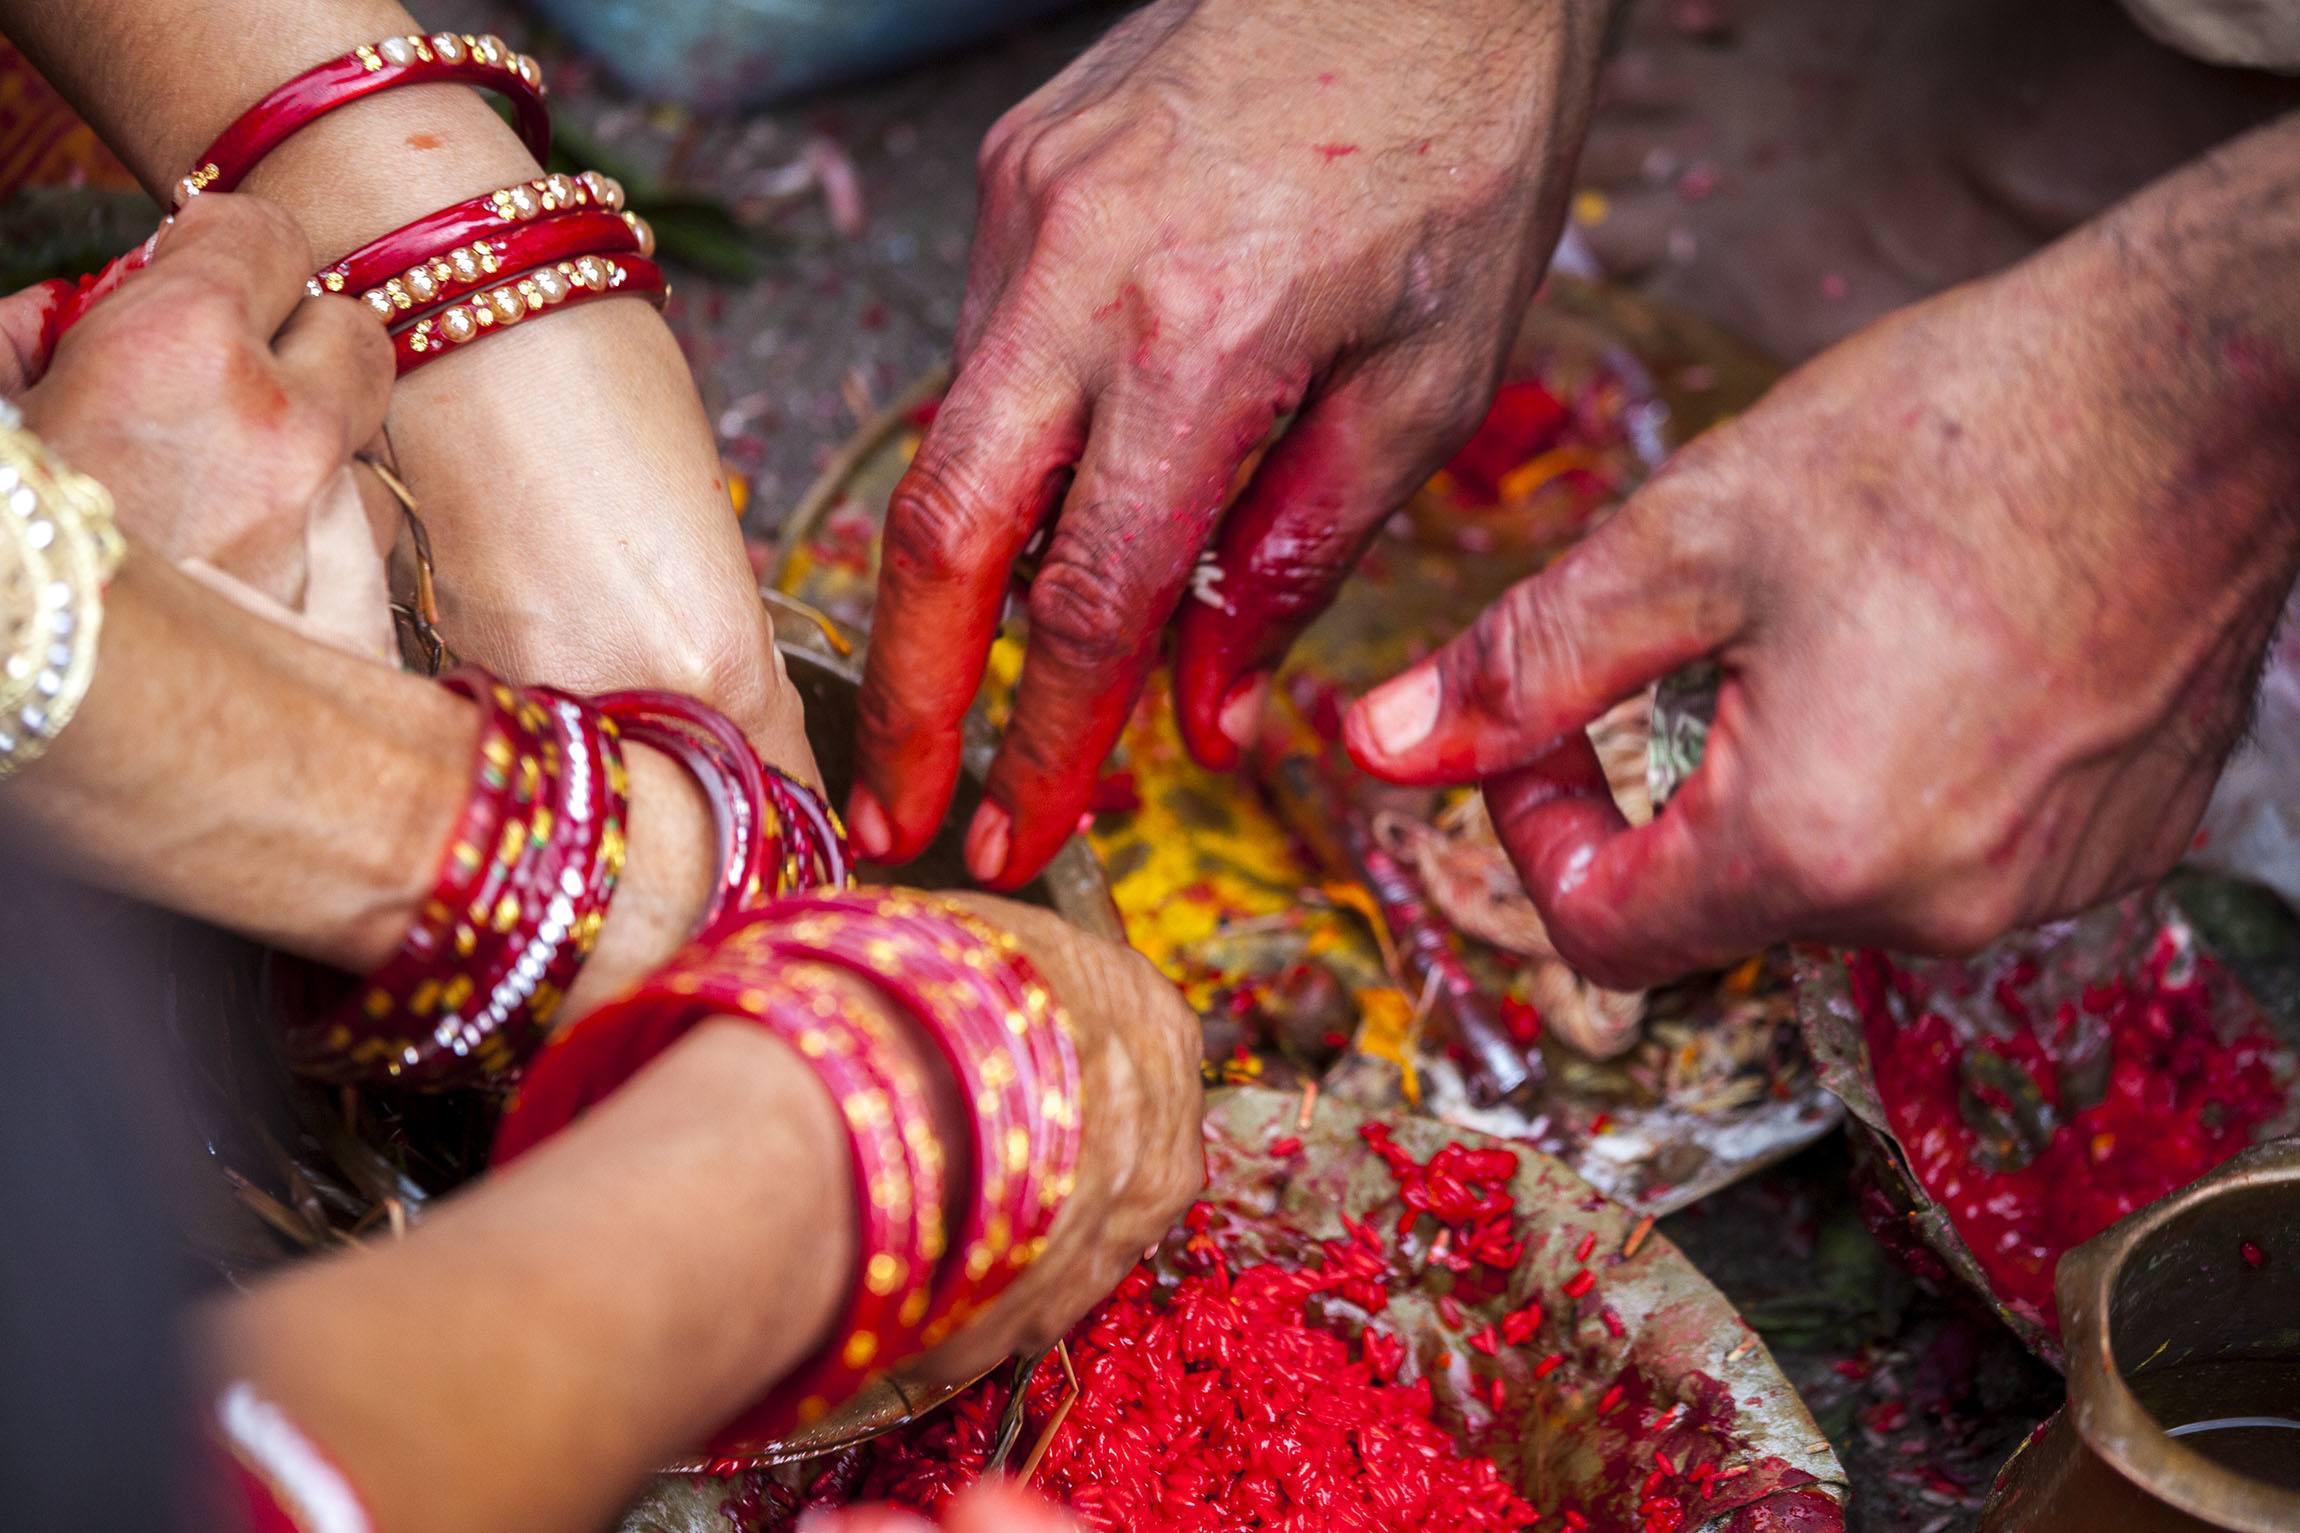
(524, 0, 1089, 110)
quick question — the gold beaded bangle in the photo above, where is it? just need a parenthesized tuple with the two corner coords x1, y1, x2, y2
(0, 401, 123, 779)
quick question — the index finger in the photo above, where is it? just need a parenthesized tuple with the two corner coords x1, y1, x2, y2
(851, 331, 1085, 862)
(968, 377, 1283, 888)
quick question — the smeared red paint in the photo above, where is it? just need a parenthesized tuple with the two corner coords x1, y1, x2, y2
(1853, 929, 2283, 1331)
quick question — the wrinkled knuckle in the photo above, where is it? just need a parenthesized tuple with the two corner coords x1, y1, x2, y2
(884, 470, 1001, 588)
(159, 267, 261, 340)
(1027, 550, 1141, 675)
(1033, 176, 1115, 254)
(1013, 124, 1086, 199)
(976, 109, 1029, 188)
(1460, 587, 1557, 721)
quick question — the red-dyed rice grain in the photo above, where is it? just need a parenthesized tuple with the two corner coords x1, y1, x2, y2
(1562, 1269, 1595, 1299)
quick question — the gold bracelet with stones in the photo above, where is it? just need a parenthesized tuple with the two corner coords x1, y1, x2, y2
(0, 401, 124, 778)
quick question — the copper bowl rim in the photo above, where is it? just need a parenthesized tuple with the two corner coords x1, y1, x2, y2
(2058, 1137, 2300, 1533)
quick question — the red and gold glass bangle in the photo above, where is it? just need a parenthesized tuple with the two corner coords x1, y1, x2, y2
(598, 699, 767, 931)
(176, 32, 549, 207)
(277, 670, 630, 1086)
(346, 208, 652, 323)
(733, 889, 1081, 1344)
(276, 672, 539, 1081)
(489, 944, 949, 1451)
(763, 767, 852, 891)
(306, 171, 630, 305)
(495, 686, 630, 1038)
(594, 687, 851, 904)
(390, 254, 666, 373)
(712, 972, 953, 1448)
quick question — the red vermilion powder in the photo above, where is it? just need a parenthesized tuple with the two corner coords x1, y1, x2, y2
(737, 1125, 1756, 1533)
(1853, 928, 2284, 1330)
(747, 1130, 1558, 1532)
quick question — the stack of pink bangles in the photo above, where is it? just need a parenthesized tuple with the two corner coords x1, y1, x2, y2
(278, 668, 853, 1089)
(495, 888, 1082, 1457)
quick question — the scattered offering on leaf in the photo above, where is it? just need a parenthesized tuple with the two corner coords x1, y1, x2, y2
(1844, 911, 2294, 1334)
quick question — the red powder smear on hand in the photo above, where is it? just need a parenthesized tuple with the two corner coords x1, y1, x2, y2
(1439, 381, 1570, 504)
(1853, 930, 2283, 1332)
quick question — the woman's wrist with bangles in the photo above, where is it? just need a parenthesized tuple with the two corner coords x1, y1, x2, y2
(493, 889, 1084, 1462)
(24, 13, 666, 377)
(279, 661, 849, 1087)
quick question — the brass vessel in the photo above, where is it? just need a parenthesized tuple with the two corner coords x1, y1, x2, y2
(1982, 1138, 2300, 1532)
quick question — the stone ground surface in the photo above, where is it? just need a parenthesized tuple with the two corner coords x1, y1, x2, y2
(458, 1, 2103, 1526)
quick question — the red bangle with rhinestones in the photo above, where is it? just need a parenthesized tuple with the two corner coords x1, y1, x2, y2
(176, 32, 548, 207)
(306, 171, 635, 308)
(276, 669, 629, 1087)
(348, 208, 651, 323)
(389, 254, 665, 373)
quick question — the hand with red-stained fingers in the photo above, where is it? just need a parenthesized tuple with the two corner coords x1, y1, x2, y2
(850, 0, 1615, 888)
(1345, 128, 2300, 989)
